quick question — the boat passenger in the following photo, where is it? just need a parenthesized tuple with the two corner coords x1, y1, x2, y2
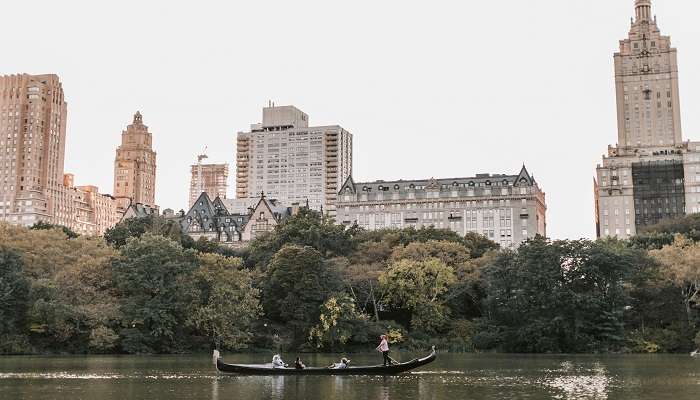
(329, 357, 350, 369)
(272, 355, 287, 368)
(376, 334, 392, 366)
(295, 357, 306, 369)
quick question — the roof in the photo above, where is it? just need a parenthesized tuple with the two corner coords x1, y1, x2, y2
(340, 166, 537, 195)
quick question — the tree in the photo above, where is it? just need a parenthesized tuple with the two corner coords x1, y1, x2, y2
(379, 258, 456, 333)
(188, 253, 261, 350)
(651, 235, 700, 328)
(640, 214, 700, 242)
(390, 240, 472, 268)
(0, 247, 31, 353)
(111, 234, 197, 353)
(104, 215, 188, 249)
(261, 245, 342, 343)
(30, 221, 79, 239)
(248, 208, 356, 268)
(462, 232, 499, 259)
(309, 294, 369, 349)
(478, 237, 635, 353)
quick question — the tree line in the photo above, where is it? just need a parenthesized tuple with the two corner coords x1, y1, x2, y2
(0, 210, 699, 354)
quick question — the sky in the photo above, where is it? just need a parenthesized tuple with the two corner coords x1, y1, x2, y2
(2, 0, 700, 240)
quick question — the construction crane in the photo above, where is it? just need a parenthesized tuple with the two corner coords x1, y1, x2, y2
(196, 146, 208, 198)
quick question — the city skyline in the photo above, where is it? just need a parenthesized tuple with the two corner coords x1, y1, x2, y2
(3, 0, 700, 239)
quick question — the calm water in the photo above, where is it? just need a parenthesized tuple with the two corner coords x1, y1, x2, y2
(0, 352, 698, 400)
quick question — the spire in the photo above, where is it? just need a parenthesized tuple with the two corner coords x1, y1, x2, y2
(635, 0, 652, 23)
(133, 111, 143, 124)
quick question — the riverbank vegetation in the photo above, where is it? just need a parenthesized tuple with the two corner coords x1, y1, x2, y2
(1, 211, 698, 354)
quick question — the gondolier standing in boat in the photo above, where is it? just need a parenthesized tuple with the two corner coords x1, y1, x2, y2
(376, 334, 392, 366)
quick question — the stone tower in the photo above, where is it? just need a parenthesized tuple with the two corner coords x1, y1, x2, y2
(114, 111, 157, 210)
(614, 0, 682, 149)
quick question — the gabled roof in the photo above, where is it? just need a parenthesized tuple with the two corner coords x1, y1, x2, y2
(513, 165, 534, 186)
(339, 175, 356, 195)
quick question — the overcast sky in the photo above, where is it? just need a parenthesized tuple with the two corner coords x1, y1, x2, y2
(2, 0, 699, 239)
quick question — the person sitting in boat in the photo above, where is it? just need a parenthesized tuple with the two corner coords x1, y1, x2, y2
(272, 354, 288, 368)
(328, 357, 351, 369)
(294, 357, 306, 369)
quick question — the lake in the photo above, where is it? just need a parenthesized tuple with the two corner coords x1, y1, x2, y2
(1, 352, 698, 399)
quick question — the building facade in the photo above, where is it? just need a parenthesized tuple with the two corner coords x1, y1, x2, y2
(336, 166, 547, 247)
(189, 162, 228, 208)
(595, 0, 700, 238)
(0, 74, 67, 226)
(182, 192, 296, 246)
(114, 111, 157, 210)
(0, 73, 121, 235)
(236, 105, 352, 216)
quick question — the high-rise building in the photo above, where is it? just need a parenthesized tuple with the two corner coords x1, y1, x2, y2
(114, 112, 157, 210)
(235, 104, 353, 215)
(595, 0, 700, 238)
(0, 73, 121, 235)
(0, 74, 67, 226)
(189, 158, 229, 208)
(336, 166, 547, 247)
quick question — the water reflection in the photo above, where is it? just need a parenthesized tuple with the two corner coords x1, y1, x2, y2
(545, 361, 611, 400)
(2, 354, 699, 400)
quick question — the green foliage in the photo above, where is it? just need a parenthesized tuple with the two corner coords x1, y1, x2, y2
(0, 248, 31, 339)
(30, 221, 79, 239)
(248, 208, 356, 267)
(104, 215, 190, 249)
(463, 232, 500, 258)
(354, 226, 467, 248)
(695, 331, 700, 349)
(639, 213, 700, 242)
(262, 245, 342, 343)
(309, 294, 369, 349)
(479, 237, 635, 353)
(188, 253, 261, 350)
(379, 258, 456, 333)
(111, 234, 197, 353)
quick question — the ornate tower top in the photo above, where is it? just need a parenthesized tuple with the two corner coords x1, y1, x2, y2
(635, 0, 652, 23)
(133, 111, 143, 124)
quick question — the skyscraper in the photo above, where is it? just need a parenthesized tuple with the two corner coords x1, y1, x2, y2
(0, 74, 67, 225)
(114, 112, 157, 210)
(235, 104, 352, 215)
(0, 74, 121, 235)
(595, 0, 700, 238)
(189, 159, 229, 208)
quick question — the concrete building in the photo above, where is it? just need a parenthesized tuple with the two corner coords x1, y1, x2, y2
(236, 104, 352, 216)
(336, 166, 547, 247)
(114, 111, 157, 210)
(0, 73, 121, 235)
(189, 159, 228, 208)
(595, 0, 700, 238)
(0, 74, 67, 226)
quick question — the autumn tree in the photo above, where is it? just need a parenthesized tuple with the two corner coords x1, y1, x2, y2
(379, 258, 456, 333)
(308, 294, 368, 350)
(651, 235, 700, 328)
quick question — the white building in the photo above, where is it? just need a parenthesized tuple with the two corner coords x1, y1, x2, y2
(235, 105, 352, 216)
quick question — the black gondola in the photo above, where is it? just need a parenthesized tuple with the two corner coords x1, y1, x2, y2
(214, 347, 436, 376)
